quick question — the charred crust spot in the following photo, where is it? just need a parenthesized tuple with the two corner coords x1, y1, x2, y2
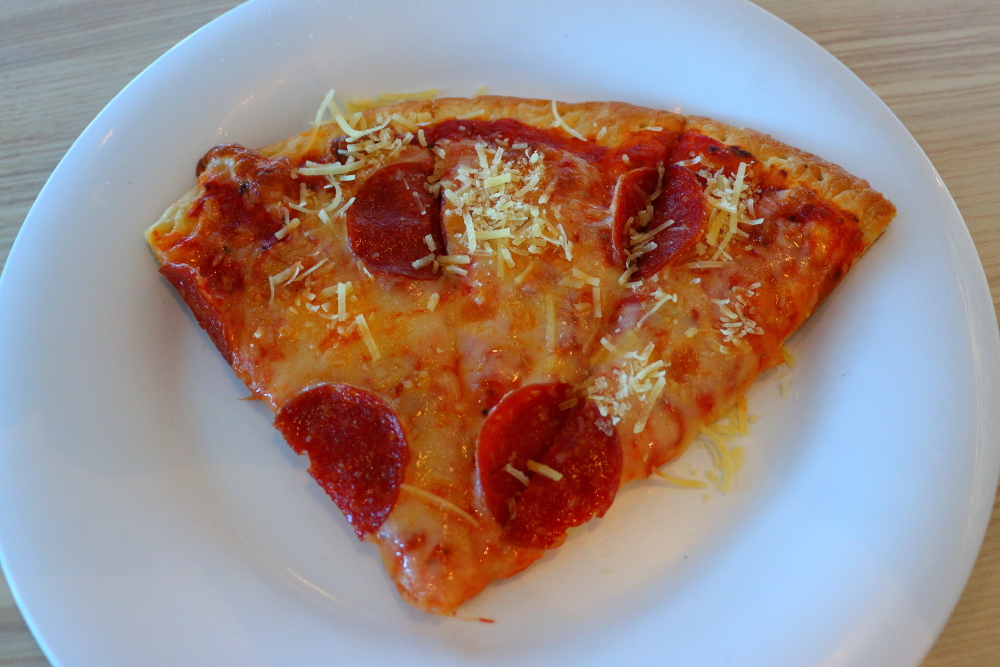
(748, 218, 778, 246)
(730, 146, 753, 158)
(431, 543, 453, 564)
(195, 151, 213, 177)
(329, 136, 350, 165)
(403, 533, 427, 551)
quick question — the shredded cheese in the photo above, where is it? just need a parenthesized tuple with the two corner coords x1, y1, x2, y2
(737, 396, 749, 436)
(618, 166, 667, 283)
(695, 161, 763, 262)
(654, 469, 709, 489)
(571, 268, 601, 286)
(336, 282, 352, 321)
(427, 292, 440, 311)
(400, 484, 479, 526)
(715, 284, 763, 346)
(441, 141, 571, 264)
(636, 288, 678, 328)
(545, 293, 556, 352)
(682, 261, 732, 269)
(411, 253, 435, 269)
(550, 100, 586, 141)
(503, 464, 530, 486)
(580, 342, 668, 430)
(437, 254, 471, 266)
(390, 113, 418, 132)
(527, 460, 564, 481)
(513, 260, 537, 285)
(780, 344, 797, 368)
(355, 313, 380, 360)
(288, 259, 326, 283)
(699, 425, 736, 493)
(455, 108, 487, 120)
(274, 212, 300, 240)
(268, 263, 302, 302)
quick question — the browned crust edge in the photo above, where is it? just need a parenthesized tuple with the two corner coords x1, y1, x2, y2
(146, 97, 894, 257)
(684, 116, 896, 247)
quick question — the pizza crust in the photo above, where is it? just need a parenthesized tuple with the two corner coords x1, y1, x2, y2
(150, 98, 892, 254)
(684, 116, 895, 247)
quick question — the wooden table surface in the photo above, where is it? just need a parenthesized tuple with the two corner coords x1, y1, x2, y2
(1, 0, 998, 664)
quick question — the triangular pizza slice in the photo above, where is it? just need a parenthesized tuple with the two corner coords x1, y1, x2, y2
(146, 94, 894, 613)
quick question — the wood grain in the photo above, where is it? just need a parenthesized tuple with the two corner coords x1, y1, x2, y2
(1, 0, 998, 664)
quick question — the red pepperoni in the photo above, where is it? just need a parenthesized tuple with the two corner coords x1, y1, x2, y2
(610, 166, 660, 265)
(669, 133, 753, 176)
(346, 159, 443, 279)
(159, 262, 235, 364)
(635, 164, 708, 278)
(427, 118, 608, 163)
(475, 383, 573, 525)
(274, 384, 409, 538)
(190, 144, 296, 250)
(475, 384, 623, 548)
(613, 129, 677, 171)
(505, 402, 622, 549)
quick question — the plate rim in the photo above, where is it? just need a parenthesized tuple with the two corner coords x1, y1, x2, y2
(1, 0, 998, 665)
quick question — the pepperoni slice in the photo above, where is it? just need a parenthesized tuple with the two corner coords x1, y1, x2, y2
(610, 166, 660, 264)
(159, 262, 235, 365)
(274, 384, 409, 538)
(505, 402, 622, 549)
(346, 159, 443, 279)
(475, 383, 573, 525)
(190, 144, 296, 250)
(475, 384, 623, 548)
(635, 165, 708, 278)
(669, 133, 752, 176)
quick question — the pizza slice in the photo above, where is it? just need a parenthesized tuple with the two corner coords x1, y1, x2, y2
(145, 94, 894, 613)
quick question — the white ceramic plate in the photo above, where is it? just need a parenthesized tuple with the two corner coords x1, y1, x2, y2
(1, 0, 997, 665)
